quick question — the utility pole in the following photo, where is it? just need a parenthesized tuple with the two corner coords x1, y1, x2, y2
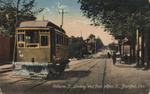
(12, 0, 20, 65)
(137, 29, 140, 66)
(43, 15, 45, 21)
(16, 0, 20, 23)
(59, 8, 67, 28)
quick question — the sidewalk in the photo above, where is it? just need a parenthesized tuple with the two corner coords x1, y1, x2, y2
(105, 59, 150, 91)
(0, 61, 13, 73)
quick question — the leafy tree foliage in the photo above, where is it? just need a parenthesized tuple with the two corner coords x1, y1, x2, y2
(69, 36, 86, 59)
(78, 0, 149, 37)
(78, 0, 150, 63)
(108, 42, 118, 51)
(96, 37, 104, 50)
(86, 34, 104, 53)
(0, 0, 43, 34)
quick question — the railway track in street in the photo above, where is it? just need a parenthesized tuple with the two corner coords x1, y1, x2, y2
(1, 59, 91, 87)
(1, 58, 106, 94)
(61, 58, 107, 94)
(61, 59, 100, 94)
(23, 59, 97, 92)
(102, 59, 107, 94)
(68, 59, 96, 70)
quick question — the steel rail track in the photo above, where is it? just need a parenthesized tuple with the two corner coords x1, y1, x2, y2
(62, 59, 99, 94)
(23, 59, 96, 92)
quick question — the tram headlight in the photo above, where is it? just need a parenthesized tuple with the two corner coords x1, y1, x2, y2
(19, 50, 21, 54)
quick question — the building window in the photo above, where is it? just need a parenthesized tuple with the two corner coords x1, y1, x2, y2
(41, 36, 48, 46)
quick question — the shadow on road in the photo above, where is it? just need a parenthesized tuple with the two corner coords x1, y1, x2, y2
(48, 70, 91, 80)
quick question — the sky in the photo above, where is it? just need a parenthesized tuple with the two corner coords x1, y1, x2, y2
(36, 0, 114, 45)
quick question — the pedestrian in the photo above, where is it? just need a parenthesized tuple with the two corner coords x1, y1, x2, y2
(112, 52, 116, 65)
(124, 54, 128, 63)
(107, 52, 111, 58)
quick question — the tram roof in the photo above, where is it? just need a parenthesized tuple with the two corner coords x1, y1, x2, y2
(18, 20, 65, 33)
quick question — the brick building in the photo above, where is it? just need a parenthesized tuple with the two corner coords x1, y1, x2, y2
(0, 32, 14, 61)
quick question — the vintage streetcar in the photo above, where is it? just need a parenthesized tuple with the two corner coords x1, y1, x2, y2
(14, 21, 69, 78)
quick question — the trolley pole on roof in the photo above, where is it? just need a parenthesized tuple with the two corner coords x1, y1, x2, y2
(59, 8, 67, 28)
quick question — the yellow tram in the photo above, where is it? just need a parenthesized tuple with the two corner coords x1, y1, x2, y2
(14, 21, 69, 78)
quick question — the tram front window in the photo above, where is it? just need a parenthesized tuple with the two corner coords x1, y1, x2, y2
(18, 34, 25, 42)
(26, 31, 39, 47)
(17, 34, 25, 47)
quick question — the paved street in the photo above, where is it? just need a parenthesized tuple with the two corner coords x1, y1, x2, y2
(0, 58, 106, 94)
(0, 57, 150, 94)
(105, 59, 150, 94)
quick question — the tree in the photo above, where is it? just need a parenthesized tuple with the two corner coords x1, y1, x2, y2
(85, 34, 104, 53)
(78, 0, 150, 65)
(69, 36, 86, 59)
(95, 37, 104, 51)
(0, 0, 43, 34)
(86, 34, 96, 54)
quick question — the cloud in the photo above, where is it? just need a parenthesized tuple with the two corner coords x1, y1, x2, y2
(65, 15, 92, 25)
(36, 7, 53, 20)
(43, 7, 51, 13)
(73, 20, 91, 25)
(57, 2, 68, 9)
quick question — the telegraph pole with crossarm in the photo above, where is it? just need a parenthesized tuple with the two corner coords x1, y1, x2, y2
(59, 8, 67, 28)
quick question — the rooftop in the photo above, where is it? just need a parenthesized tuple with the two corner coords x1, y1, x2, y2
(19, 20, 65, 33)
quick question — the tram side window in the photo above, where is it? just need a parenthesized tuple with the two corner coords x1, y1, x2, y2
(41, 36, 48, 46)
(61, 36, 64, 45)
(56, 34, 59, 44)
(65, 38, 69, 46)
(56, 34, 62, 45)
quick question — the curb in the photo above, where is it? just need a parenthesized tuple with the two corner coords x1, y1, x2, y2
(0, 64, 13, 73)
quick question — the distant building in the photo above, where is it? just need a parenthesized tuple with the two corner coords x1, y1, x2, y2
(85, 34, 96, 54)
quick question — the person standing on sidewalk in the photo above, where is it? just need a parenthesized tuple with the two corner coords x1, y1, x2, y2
(107, 52, 111, 58)
(112, 52, 116, 65)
